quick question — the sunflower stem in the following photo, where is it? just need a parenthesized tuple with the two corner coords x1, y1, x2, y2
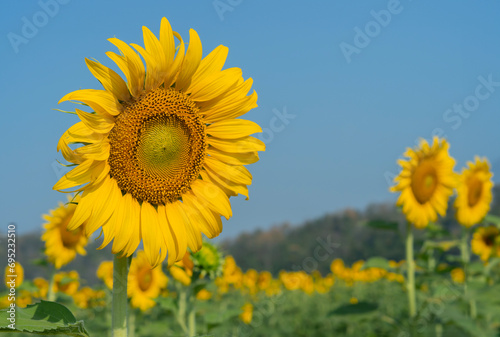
(188, 307, 196, 336)
(112, 255, 128, 337)
(47, 265, 56, 302)
(176, 287, 189, 334)
(406, 222, 416, 319)
(460, 227, 477, 319)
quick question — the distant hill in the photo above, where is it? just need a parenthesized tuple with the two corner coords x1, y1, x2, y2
(3, 186, 500, 284)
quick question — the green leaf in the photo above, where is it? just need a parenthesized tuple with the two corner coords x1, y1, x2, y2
(483, 214, 500, 226)
(361, 257, 390, 270)
(0, 301, 89, 336)
(365, 220, 398, 231)
(328, 302, 378, 316)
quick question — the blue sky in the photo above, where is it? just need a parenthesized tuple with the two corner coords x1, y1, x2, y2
(1, 0, 500, 240)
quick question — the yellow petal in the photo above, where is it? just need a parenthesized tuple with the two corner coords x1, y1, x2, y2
(190, 179, 232, 220)
(108, 37, 145, 97)
(188, 68, 242, 102)
(120, 194, 142, 257)
(85, 178, 120, 236)
(191, 45, 228, 84)
(208, 136, 265, 153)
(85, 58, 131, 102)
(182, 193, 222, 239)
(59, 89, 122, 117)
(204, 157, 252, 185)
(206, 147, 259, 165)
(207, 119, 262, 139)
(141, 202, 163, 267)
(164, 201, 188, 263)
(53, 160, 100, 191)
(76, 109, 114, 134)
(177, 201, 203, 252)
(157, 205, 177, 266)
(175, 29, 202, 91)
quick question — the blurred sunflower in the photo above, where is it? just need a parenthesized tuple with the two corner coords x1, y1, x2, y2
(33, 277, 49, 299)
(128, 250, 168, 311)
(42, 195, 88, 269)
(97, 260, 114, 290)
(169, 251, 194, 286)
(471, 226, 500, 262)
(53, 17, 264, 268)
(391, 137, 456, 228)
(53, 271, 80, 296)
(450, 268, 465, 284)
(195, 289, 212, 301)
(4, 262, 23, 288)
(454, 157, 493, 227)
(240, 302, 253, 324)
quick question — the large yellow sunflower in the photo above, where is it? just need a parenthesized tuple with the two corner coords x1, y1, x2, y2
(471, 226, 500, 262)
(53, 17, 264, 268)
(454, 157, 493, 227)
(391, 137, 457, 228)
(42, 195, 88, 269)
(128, 250, 168, 311)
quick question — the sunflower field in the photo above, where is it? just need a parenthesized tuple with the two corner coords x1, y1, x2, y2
(2, 12, 500, 337)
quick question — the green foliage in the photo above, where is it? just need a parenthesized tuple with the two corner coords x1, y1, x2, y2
(0, 301, 88, 336)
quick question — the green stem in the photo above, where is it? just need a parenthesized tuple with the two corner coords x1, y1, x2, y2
(188, 308, 196, 336)
(47, 266, 56, 302)
(406, 222, 416, 319)
(460, 227, 477, 319)
(176, 288, 189, 334)
(112, 255, 128, 337)
(128, 308, 135, 337)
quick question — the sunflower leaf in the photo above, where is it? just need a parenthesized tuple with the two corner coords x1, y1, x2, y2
(0, 301, 89, 336)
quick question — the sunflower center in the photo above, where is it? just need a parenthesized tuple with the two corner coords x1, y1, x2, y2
(467, 176, 483, 207)
(411, 160, 438, 204)
(108, 88, 206, 205)
(138, 266, 153, 292)
(484, 234, 496, 247)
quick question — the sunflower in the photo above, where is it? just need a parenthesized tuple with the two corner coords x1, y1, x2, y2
(471, 226, 500, 262)
(240, 303, 253, 324)
(42, 195, 88, 269)
(450, 268, 465, 284)
(53, 17, 264, 268)
(391, 137, 457, 228)
(97, 260, 114, 290)
(53, 271, 80, 296)
(169, 251, 194, 286)
(4, 262, 23, 288)
(128, 250, 168, 311)
(33, 277, 49, 299)
(454, 157, 493, 227)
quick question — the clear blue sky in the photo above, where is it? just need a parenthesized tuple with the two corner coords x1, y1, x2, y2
(1, 1, 500, 240)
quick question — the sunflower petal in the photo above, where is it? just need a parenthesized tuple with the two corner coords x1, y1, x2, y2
(207, 119, 262, 139)
(85, 58, 131, 102)
(190, 179, 232, 220)
(175, 29, 202, 91)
